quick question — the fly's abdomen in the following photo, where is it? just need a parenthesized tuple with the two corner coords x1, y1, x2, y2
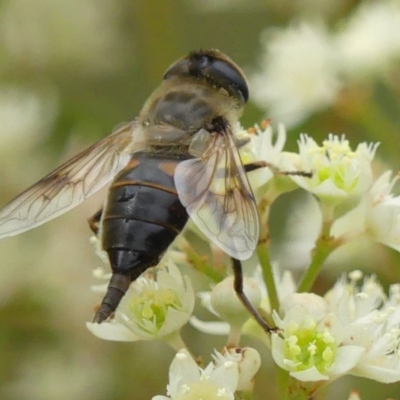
(94, 154, 189, 323)
(102, 154, 188, 277)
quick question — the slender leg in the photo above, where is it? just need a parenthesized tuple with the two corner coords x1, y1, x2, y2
(243, 160, 270, 173)
(88, 208, 103, 235)
(244, 160, 312, 178)
(231, 257, 277, 334)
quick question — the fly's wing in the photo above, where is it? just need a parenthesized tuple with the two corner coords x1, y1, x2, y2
(0, 122, 137, 239)
(174, 127, 259, 260)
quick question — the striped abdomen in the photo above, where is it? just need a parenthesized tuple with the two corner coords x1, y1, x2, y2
(95, 153, 189, 322)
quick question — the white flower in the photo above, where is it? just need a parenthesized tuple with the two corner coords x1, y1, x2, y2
(274, 272, 400, 383)
(209, 276, 262, 328)
(336, 1, 400, 77)
(251, 22, 340, 126)
(332, 171, 400, 252)
(190, 275, 263, 346)
(251, 2, 400, 126)
(0, 87, 56, 152)
(0, 0, 126, 74)
(213, 347, 261, 392)
(326, 272, 400, 383)
(288, 134, 378, 208)
(237, 122, 287, 193)
(1, 351, 110, 400)
(87, 262, 195, 342)
(152, 349, 239, 400)
(364, 171, 400, 252)
(272, 293, 365, 381)
(190, 268, 297, 339)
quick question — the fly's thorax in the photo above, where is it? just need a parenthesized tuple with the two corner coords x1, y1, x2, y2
(137, 77, 243, 147)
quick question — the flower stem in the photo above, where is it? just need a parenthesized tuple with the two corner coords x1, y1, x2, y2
(277, 367, 290, 400)
(227, 324, 243, 347)
(164, 332, 188, 353)
(297, 213, 338, 293)
(286, 378, 324, 400)
(257, 243, 279, 314)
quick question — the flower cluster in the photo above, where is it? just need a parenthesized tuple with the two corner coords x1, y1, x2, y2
(273, 272, 400, 383)
(251, 1, 400, 126)
(87, 122, 400, 399)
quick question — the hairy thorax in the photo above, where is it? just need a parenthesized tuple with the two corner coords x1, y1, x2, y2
(136, 77, 242, 152)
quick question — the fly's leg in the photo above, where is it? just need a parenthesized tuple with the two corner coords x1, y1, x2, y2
(243, 161, 270, 173)
(243, 160, 312, 178)
(231, 257, 277, 334)
(88, 209, 103, 235)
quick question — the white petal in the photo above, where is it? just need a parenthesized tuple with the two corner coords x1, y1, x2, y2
(352, 363, 400, 383)
(270, 334, 288, 370)
(86, 321, 140, 342)
(189, 316, 230, 335)
(210, 361, 239, 392)
(290, 366, 329, 381)
(327, 346, 365, 375)
(158, 307, 193, 337)
(169, 349, 201, 389)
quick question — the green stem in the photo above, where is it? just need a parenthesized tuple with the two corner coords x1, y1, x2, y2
(286, 378, 324, 400)
(186, 246, 225, 283)
(257, 243, 279, 314)
(297, 239, 331, 293)
(227, 324, 243, 347)
(241, 390, 255, 400)
(277, 367, 290, 400)
(164, 332, 188, 353)
(298, 205, 337, 293)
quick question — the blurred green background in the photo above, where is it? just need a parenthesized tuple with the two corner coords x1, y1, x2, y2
(0, 0, 400, 399)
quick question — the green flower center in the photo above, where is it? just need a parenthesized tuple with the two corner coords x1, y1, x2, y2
(308, 138, 358, 191)
(283, 324, 337, 373)
(128, 287, 182, 329)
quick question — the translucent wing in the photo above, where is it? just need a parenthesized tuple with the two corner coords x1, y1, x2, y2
(0, 122, 137, 239)
(174, 127, 259, 260)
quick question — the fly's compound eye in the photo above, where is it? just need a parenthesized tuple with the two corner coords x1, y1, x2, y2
(198, 55, 211, 69)
(205, 58, 249, 103)
(188, 54, 212, 75)
(164, 51, 249, 103)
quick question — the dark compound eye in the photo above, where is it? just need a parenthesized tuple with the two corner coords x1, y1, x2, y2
(163, 51, 249, 103)
(210, 59, 249, 102)
(198, 55, 210, 68)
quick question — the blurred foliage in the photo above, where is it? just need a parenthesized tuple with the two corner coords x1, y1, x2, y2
(0, 1, 399, 399)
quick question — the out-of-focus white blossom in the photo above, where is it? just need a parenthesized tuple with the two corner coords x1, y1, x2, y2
(287, 134, 378, 208)
(0, 0, 126, 74)
(0, 87, 57, 151)
(152, 349, 239, 400)
(251, 1, 400, 125)
(336, 0, 400, 77)
(2, 351, 111, 400)
(251, 23, 340, 126)
(87, 262, 194, 342)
